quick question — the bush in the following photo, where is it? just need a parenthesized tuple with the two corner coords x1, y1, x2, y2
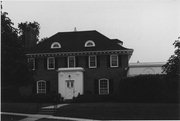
(118, 74, 179, 103)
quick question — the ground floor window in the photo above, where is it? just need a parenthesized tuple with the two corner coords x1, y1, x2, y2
(37, 80, 46, 94)
(99, 78, 109, 95)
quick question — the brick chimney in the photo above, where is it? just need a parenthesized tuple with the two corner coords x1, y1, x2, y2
(24, 27, 37, 49)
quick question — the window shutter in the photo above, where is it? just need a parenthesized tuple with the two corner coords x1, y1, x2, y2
(46, 81, 50, 94)
(64, 57, 68, 67)
(44, 58, 47, 70)
(97, 55, 100, 68)
(32, 81, 37, 94)
(55, 57, 58, 69)
(109, 79, 114, 94)
(76, 56, 78, 67)
(35, 58, 38, 70)
(94, 79, 99, 95)
(118, 55, 122, 67)
(107, 55, 110, 68)
(86, 56, 89, 68)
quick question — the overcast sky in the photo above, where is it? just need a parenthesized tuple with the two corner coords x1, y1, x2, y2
(3, 0, 180, 63)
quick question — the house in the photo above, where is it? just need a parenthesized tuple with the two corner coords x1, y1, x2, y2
(127, 62, 166, 77)
(26, 30, 133, 100)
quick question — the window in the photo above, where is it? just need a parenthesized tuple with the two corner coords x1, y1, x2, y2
(89, 55, 97, 68)
(66, 80, 74, 88)
(85, 40, 95, 47)
(51, 42, 61, 49)
(47, 57, 55, 70)
(28, 58, 35, 70)
(37, 80, 46, 94)
(110, 55, 118, 67)
(68, 56, 75, 67)
(99, 79, 109, 95)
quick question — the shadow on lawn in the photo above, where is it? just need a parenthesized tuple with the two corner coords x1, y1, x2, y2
(54, 103, 180, 120)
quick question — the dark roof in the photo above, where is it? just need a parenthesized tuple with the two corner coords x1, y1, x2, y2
(28, 30, 132, 54)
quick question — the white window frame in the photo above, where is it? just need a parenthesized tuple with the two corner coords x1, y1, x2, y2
(68, 56, 75, 68)
(51, 42, 61, 49)
(28, 58, 35, 70)
(85, 40, 95, 47)
(37, 80, 46, 94)
(110, 55, 119, 67)
(99, 78, 109, 95)
(47, 57, 55, 70)
(89, 55, 97, 68)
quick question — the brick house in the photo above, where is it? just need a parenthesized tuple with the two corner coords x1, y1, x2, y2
(26, 30, 133, 100)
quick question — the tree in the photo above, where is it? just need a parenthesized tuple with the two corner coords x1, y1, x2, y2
(162, 37, 180, 77)
(1, 12, 32, 100)
(18, 21, 40, 48)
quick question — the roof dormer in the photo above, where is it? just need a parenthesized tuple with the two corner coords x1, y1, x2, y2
(51, 42, 61, 49)
(85, 40, 95, 47)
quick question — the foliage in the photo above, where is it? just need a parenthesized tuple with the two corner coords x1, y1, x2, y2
(18, 21, 40, 47)
(162, 38, 180, 77)
(119, 75, 179, 103)
(1, 12, 33, 99)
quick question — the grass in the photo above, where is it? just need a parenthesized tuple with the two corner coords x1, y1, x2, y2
(1, 102, 180, 120)
(54, 102, 180, 120)
(1, 102, 54, 114)
(1, 114, 27, 121)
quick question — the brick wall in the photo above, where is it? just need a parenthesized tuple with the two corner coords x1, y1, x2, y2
(33, 54, 129, 96)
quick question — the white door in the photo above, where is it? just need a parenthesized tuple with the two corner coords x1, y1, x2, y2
(65, 80, 74, 99)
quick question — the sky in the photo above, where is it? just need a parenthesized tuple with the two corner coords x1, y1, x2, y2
(2, 0, 180, 63)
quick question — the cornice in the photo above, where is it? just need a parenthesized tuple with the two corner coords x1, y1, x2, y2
(26, 49, 133, 57)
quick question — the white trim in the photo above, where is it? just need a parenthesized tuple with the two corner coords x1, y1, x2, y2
(47, 57, 55, 70)
(88, 55, 97, 68)
(68, 56, 75, 68)
(51, 42, 61, 49)
(110, 54, 119, 67)
(28, 58, 35, 70)
(98, 78, 109, 95)
(37, 80, 46, 94)
(85, 40, 95, 47)
(26, 49, 133, 57)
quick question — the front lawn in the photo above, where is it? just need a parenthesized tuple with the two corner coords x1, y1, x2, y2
(1, 102, 53, 114)
(54, 103, 180, 120)
(1, 114, 27, 121)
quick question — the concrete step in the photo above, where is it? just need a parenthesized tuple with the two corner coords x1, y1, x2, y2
(38, 108, 57, 115)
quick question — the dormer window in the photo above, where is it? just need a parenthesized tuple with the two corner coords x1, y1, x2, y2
(85, 40, 95, 47)
(51, 42, 61, 49)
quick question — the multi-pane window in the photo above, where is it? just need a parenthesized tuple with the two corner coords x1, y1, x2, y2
(110, 55, 118, 67)
(37, 80, 46, 94)
(47, 57, 55, 70)
(89, 55, 97, 68)
(99, 79, 109, 95)
(68, 56, 75, 67)
(51, 42, 61, 49)
(85, 40, 95, 47)
(28, 58, 35, 70)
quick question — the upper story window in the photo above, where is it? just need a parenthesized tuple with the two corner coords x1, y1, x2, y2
(99, 78, 109, 95)
(110, 55, 119, 67)
(28, 58, 35, 70)
(89, 55, 97, 68)
(47, 57, 55, 70)
(85, 40, 95, 47)
(51, 42, 61, 49)
(37, 80, 46, 94)
(68, 56, 75, 68)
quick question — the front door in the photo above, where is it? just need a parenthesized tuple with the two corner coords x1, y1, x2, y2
(65, 80, 74, 99)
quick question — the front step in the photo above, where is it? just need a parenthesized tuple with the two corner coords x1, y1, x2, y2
(38, 108, 57, 115)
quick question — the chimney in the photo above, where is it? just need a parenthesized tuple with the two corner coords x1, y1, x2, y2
(25, 26, 37, 49)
